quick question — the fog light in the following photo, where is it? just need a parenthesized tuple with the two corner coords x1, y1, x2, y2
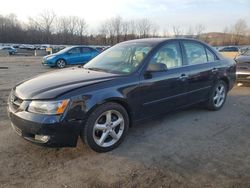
(35, 135, 50, 143)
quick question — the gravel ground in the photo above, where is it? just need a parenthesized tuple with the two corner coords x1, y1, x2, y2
(0, 56, 250, 188)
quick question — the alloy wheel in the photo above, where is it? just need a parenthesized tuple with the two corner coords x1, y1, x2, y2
(57, 60, 66, 68)
(93, 110, 124, 147)
(213, 83, 226, 108)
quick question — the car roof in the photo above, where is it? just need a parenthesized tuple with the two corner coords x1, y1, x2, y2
(120, 37, 209, 46)
(120, 37, 223, 60)
(71, 45, 95, 48)
(1, 46, 13, 49)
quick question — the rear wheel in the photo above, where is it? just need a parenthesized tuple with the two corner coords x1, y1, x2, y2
(56, 59, 66, 68)
(81, 102, 129, 152)
(206, 80, 227, 110)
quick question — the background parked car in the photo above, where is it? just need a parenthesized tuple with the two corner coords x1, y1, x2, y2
(219, 46, 239, 52)
(19, 44, 35, 50)
(235, 48, 250, 83)
(42, 46, 100, 68)
(0, 46, 17, 55)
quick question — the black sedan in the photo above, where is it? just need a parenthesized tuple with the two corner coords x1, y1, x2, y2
(8, 38, 236, 152)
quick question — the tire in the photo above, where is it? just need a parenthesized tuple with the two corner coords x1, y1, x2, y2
(56, 59, 66, 68)
(81, 102, 129, 153)
(206, 80, 228, 110)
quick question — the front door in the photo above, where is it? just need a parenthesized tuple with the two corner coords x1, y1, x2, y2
(67, 47, 82, 64)
(139, 41, 189, 119)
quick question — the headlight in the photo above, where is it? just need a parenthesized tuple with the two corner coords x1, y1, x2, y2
(47, 56, 55, 60)
(28, 100, 69, 115)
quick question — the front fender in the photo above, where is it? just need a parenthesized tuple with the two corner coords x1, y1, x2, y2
(63, 75, 140, 124)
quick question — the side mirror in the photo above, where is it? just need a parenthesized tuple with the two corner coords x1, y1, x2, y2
(144, 63, 167, 79)
(147, 63, 167, 72)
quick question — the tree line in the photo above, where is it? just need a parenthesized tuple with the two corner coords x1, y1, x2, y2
(0, 10, 249, 46)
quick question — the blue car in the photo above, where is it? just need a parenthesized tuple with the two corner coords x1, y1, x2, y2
(1, 46, 17, 55)
(42, 46, 99, 68)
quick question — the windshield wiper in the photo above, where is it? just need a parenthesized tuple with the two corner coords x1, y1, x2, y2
(84, 67, 107, 72)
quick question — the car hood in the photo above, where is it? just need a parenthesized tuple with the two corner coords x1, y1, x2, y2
(14, 67, 120, 100)
(44, 53, 59, 59)
(235, 55, 250, 63)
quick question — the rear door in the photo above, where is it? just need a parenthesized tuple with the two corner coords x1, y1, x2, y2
(181, 41, 218, 104)
(80, 47, 94, 64)
(139, 41, 189, 118)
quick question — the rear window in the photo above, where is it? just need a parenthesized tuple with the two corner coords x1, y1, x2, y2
(82, 48, 92, 53)
(183, 42, 207, 65)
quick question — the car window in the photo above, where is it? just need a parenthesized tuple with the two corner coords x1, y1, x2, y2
(183, 42, 207, 65)
(149, 42, 182, 69)
(81, 47, 91, 53)
(243, 49, 250, 56)
(84, 43, 153, 74)
(232, 47, 238, 51)
(206, 48, 216, 62)
(68, 47, 81, 54)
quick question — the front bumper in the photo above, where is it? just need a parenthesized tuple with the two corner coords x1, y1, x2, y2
(8, 103, 82, 147)
(42, 58, 56, 66)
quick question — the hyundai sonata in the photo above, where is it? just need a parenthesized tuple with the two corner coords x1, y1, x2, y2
(8, 38, 236, 152)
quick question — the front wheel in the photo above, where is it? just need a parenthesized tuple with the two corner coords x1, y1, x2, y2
(81, 102, 129, 152)
(206, 80, 228, 110)
(56, 59, 66, 68)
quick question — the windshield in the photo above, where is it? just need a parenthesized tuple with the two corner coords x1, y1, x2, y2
(241, 49, 250, 56)
(84, 43, 153, 74)
(57, 46, 72, 53)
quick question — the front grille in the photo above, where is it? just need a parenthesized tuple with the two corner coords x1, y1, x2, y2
(9, 92, 23, 110)
(237, 74, 250, 80)
(11, 123, 22, 136)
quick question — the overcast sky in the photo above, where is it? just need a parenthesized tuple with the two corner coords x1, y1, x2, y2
(1, 0, 250, 33)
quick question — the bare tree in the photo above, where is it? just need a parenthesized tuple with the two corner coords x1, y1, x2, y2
(122, 21, 129, 41)
(111, 16, 123, 43)
(1, 12, 249, 46)
(151, 23, 159, 37)
(231, 19, 248, 45)
(29, 10, 56, 43)
(56, 17, 70, 44)
(137, 18, 153, 38)
(194, 24, 206, 39)
(128, 20, 136, 39)
(186, 26, 194, 37)
(99, 22, 108, 45)
(172, 25, 183, 37)
(68, 16, 78, 35)
(76, 18, 87, 44)
(106, 20, 115, 44)
(162, 28, 170, 38)
(0, 14, 24, 43)
(222, 27, 230, 45)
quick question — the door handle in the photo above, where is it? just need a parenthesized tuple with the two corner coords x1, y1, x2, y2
(211, 68, 218, 73)
(179, 74, 188, 81)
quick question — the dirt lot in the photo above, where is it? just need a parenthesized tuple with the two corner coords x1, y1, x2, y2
(0, 56, 250, 188)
